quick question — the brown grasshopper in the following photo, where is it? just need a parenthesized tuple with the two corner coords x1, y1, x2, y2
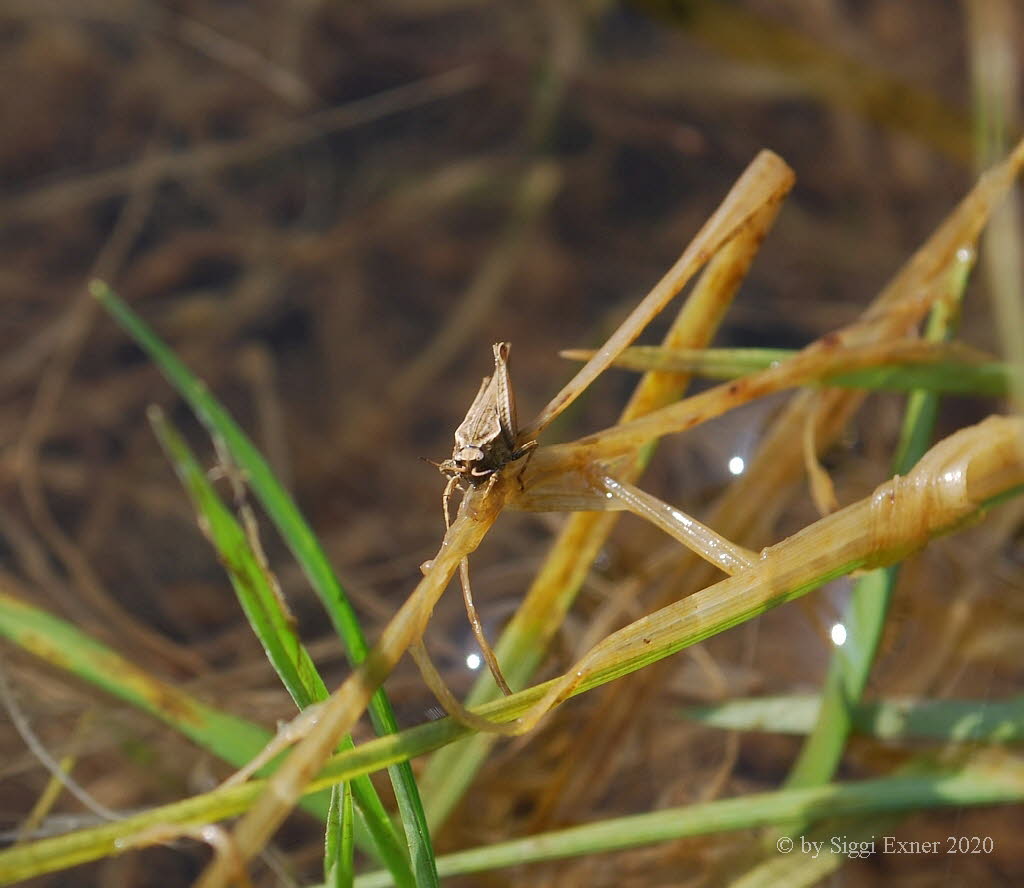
(422, 341, 537, 697)
(430, 341, 537, 527)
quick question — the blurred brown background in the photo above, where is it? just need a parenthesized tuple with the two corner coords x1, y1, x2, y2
(2, 1, 1022, 885)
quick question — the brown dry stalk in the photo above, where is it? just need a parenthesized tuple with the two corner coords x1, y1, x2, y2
(521, 149, 794, 440)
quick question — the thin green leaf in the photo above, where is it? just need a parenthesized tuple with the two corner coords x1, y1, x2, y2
(561, 343, 1012, 396)
(92, 282, 431, 888)
(150, 407, 326, 709)
(148, 408, 412, 884)
(351, 760, 1024, 887)
(325, 783, 356, 888)
(682, 694, 1024, 743)
(0, 589, 327, 820)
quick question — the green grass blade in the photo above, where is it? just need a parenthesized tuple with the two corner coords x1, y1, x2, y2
(150, 407, 327, 709)
(350, 761, 1024, 886)
(840, 358, 1007, 396)
(91, 281, 434, 888)
(781, 568, 893, 791)
(563, 344, 1012, 396)
(682, 694, 1024, 743)
(5, 745, 1018, 887)
(325, 783, 356, 888)
(0, 589, 326, 820)
(148, 408, 412, 884)
(92, 281, 370, 666)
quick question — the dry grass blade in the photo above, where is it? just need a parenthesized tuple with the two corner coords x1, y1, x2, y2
(802, 394, 841, 515)
(544, 138, 1024, 466)
(408, 641, 521, 736)
(869, 136, 1024, 315)
(521, 149, 794, 440)
(968, 0, 1024, 411)
(598, 474, 757, 574)
(488, 414, 1024, 736)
